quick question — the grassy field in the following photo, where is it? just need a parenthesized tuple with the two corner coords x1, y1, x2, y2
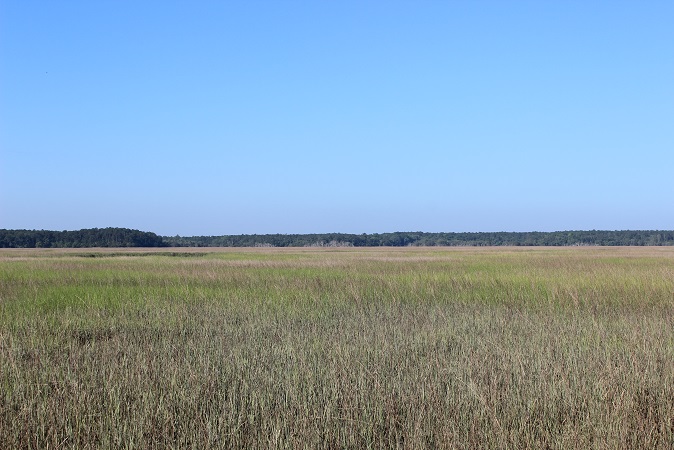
(1, 246, 674, 449)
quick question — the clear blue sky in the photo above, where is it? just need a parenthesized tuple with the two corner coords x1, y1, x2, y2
(1, 1, 672, 236)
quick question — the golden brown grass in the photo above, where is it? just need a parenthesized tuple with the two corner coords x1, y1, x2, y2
(1, 247, 673, 448)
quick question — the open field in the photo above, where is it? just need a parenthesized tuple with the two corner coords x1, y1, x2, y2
(1, 247, 674, 449)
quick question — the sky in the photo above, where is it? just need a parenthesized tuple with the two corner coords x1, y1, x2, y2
(1, 1, 673, 236)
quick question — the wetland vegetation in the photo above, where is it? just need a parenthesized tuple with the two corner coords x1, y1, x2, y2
(1, 247, 673, 448)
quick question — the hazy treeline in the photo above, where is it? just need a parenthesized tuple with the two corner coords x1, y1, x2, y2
(164, 230, 674, 247)
(0, 228, 165, 248)
(2, 228, 674, 248)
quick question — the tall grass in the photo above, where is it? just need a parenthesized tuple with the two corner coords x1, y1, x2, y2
(1, 247, 673, 448)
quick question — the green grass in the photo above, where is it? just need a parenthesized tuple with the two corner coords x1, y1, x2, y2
(1, 247, 674, 448)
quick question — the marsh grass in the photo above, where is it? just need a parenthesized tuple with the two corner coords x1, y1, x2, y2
(1, 247, 674, 448)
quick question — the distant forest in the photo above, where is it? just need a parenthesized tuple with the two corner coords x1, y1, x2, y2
(165, 230, 674, 247)
(2, 228, 674, 248)
(0, 228, 165, 248)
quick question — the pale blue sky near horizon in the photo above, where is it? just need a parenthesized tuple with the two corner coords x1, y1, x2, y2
(1, 1, 672, 236)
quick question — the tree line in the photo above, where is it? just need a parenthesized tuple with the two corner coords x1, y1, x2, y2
(0, 228, 166, 248)
(166, 230, 674, 247)
(1, 228, 673, 248)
